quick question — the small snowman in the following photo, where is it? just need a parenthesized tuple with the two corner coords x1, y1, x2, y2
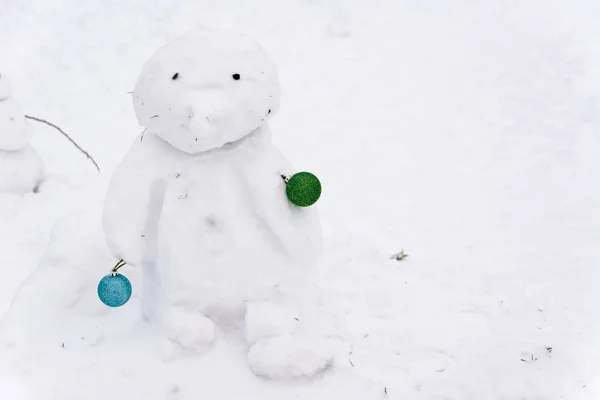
(0, 73, 45, 194)
(103, 29, 332, 379)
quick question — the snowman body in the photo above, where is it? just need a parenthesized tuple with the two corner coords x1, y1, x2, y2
(0, 144, 45, 194)
(103, 29, 330, 377)
(0, 77, 45, 194)
(104, 127, 322, 318)
(159, 126, 322, 307)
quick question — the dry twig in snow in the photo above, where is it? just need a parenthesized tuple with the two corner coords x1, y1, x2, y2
(25, 115, 100, 172)
(390, 249, 409, 261)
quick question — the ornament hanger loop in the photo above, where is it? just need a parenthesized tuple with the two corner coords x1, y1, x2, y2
(111, 259, 127, 275)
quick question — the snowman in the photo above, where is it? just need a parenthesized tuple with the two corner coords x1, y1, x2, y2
(103, 29, 332, 379)
(0, 73, 45, 194)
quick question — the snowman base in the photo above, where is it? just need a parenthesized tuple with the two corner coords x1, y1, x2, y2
(0, 146, 45, 195)
(248, 335, 333, 380)
(155, 300, 335, 379)
(160, 307, 217, 361)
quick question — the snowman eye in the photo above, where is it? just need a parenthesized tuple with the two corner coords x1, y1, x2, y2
(172, 73, 179, 80)
(232, 73, 241, 80)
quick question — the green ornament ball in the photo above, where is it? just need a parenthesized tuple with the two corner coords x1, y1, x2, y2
(286, 172, 322, 207)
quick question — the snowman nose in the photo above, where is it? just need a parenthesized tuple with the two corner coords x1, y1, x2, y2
(189, 89, 228, 121)
(188, 89, 228, 136)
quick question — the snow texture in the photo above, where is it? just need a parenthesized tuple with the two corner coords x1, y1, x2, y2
(0, 1, 600, 399)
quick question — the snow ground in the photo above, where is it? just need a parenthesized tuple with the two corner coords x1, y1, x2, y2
(1, 0, 600, 398)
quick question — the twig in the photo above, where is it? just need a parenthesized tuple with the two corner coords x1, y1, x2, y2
(25, 115, 100, 172)
(390, 249, 409, 261)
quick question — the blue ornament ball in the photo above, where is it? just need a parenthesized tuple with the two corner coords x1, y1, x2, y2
(98, 273, 132, 307)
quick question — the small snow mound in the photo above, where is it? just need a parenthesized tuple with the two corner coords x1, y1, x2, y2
(248, 334, 333, 381)
(0, 75, 44, 194)
(0, 210, 140, 358)
(0, 145, 44, 195)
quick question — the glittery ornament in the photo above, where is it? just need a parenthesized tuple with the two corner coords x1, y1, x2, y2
(285, 172, 322, 207)
(98, 273, 132, 307)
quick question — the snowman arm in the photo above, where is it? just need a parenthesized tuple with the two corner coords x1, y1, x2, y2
(103, 159, 151, 266)
(102, 133, 175, 266)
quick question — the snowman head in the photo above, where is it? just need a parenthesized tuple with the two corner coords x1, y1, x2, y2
(133, 29, 281, 154)
(0, 73, 12, 101)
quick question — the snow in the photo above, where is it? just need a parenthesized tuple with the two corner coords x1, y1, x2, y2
(1, 0, 600, 399)
(0, 77, 44, 193)
(0, 73, 12, 100)
(0, 145, 44, 194)
(0, 97, 31, 151)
